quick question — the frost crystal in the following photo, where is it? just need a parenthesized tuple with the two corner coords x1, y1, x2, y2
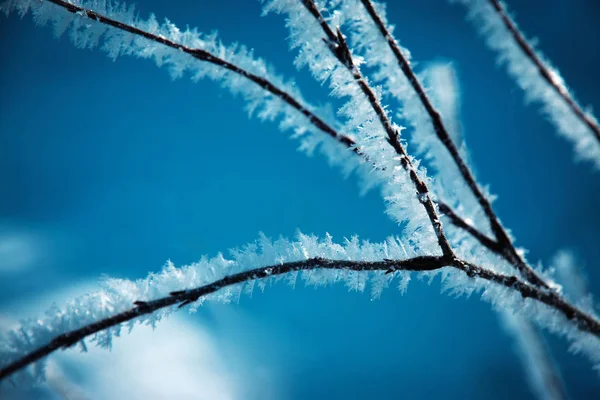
(1, 232, 415, 385)
(452, 0, 600, 169)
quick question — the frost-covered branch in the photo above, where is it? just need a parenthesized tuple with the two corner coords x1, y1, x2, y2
(298, 0, 454, 258)
(0, 254, 446, 381)
(488, 0, 600, 145)
(403, 52, 567, 398)
(454, 259, 600, 337)
(2, 248, 599, 382)
(2, 0, 498, 265)
(355, 0, 548, 290)
(39, 0, 351, 147)
(438, 202, 500, 254)
(1, 0, 381, 189)
(2, 0, 600, 390)
(453, 0, 600, 169)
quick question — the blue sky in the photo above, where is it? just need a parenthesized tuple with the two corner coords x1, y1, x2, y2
(0, 0, 599, 399)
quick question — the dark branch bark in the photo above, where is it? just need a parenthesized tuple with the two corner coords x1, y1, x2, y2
(457, 259, 600, 336)
(34, 0, 595, 328)
(488, 0, 600, 144)
(438, 202, 501, 254)
(358, 0, 549, 290)
(5, 1, 595, 386)
(2, 254, 598, 382)
(42, 0, 497, 266)
(26, 3, 593, 292)
(45, 0, 356, 151)
(0, 256, 445, 381)
(300, 0, 455, 259)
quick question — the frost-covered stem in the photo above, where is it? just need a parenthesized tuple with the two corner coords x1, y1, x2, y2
(457, 259, 600, 336)
(438, 202, 501, 254)
(358, 0, 548, 290)
(40, 0, 493, 258)
(0, 255, 446, 381)
(23, 0, 489, 261)
(350, 4, 568, 391)
(488, 0, 600, 144)
(2, 254, 599, 382)
(43, 0, 355, 150)
(438, 200, 534, 277)
(300, 0, 454, 259)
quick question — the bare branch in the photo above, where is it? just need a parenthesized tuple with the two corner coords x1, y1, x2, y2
(30, 0, 591, 317)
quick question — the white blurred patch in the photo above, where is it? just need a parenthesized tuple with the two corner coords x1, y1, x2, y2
(0, 233, 39, 273)
(1, 283, 250, 400)
(551, 250, 589, 302)
(54, 315, 239, 400)
(422, 62, 463, 146)
(45, 361, 90, 400)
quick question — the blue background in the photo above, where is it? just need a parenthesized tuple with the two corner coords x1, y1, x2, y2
(1, 0, 599, 398)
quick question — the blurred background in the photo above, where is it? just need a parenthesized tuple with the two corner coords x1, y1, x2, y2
(0, 0, 599, 398)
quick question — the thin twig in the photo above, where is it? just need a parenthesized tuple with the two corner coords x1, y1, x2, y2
(355, 5, 567, 396)
(44, 0, 496, 267)
(1, 254, 598, 381)
(45, 0, 356, 150)
(358, 0, 548, 290)
(25, 3, 592, 292)
(0, 256, 445, 380)
(300, 0, 455, 259)
(37, 1, 557, 291)
(455, 259, 600, 336)
(488, 0, 600, 143)
(438, 202, 501, 253)
(8, 1, 597, 384)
